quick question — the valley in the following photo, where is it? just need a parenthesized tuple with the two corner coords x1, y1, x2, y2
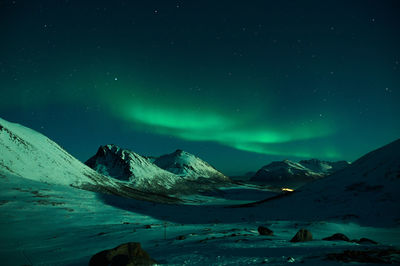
(1, 118, 399, 265)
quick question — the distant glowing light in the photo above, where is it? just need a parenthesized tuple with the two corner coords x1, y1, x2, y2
(281, 188, 294, 192)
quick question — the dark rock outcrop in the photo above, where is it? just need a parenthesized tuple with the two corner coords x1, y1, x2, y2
(323, 233, 350, 242)
(290, 229, 313, 242)
(258, 226, 273, 236)
(356, 238, 378, 245)
(89, 242, 157, 266)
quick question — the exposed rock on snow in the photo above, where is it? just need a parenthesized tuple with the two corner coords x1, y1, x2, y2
(290, 228, 313, 242)
(89, 242, 157, 266)
(85, 144, 183, 192)
(86, 145, 230, 193)
(176, 235, 186, 240)
(356, 238, 378, 245)
(323, 233, 350, 242)
(257, 225, 273, 236)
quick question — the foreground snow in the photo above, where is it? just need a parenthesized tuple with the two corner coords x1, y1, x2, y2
(1, 117, 399, 265)
(1, 171, 399, 266)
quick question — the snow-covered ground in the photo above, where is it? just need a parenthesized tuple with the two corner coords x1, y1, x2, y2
(1, 171, 399, 266)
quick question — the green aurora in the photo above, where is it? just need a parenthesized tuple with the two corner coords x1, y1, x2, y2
(1, 0, 399, 174)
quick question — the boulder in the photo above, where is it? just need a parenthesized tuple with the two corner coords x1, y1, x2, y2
(290, 229, 312, 242)
(323, 233, 350, 242)
(176, 235, 186, 240)
(257, 226, 273, 236)
(89, 242, 157, 266)
(356, 238, 378, 245)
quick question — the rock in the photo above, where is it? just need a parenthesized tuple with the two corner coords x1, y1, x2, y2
(326, 249, 400, 264)
(176, 235, 186, 240)
(258, 226, 273, 236)
(287, 256, 296, 263)
(356, 238, 378, 245)
(290, 229, 312, 242)
(89, 242, 157, 266)
(323, 233, 350, 242)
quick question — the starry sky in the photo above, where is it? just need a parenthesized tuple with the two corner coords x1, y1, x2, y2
(1, 0, 399, 175)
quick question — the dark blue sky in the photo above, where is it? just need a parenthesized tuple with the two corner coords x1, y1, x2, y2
(1, 0, 399, 175)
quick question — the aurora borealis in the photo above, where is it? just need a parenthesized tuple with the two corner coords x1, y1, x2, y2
(1, 1, 399, 174)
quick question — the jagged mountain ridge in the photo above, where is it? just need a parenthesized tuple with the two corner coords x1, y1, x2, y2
(0, 117, 178, 203)
(85, 145, 230, 194)
(251, 158, 350, 188)
(85, 145, 183, 192)
(153, 149, 229, 182)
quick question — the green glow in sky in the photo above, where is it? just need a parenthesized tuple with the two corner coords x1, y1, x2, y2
(124, 104, 233, 131)
(113, 98, 337, 158)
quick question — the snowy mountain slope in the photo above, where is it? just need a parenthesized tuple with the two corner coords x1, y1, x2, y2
(251, 160, 324, 188)
(86, 144, 185, 192)
(0, 118, 178, 203)
(299, 159, 350, 174)
(0, 117, 99, 187)
(257, 139, 400, 226)
(251, 159, 349, 188)
(153, 149, 229, 182)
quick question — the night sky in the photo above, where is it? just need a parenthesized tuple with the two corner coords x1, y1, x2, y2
(1, 0, 399, 175)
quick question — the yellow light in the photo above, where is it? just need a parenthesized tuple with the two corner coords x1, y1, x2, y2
(281, 188, 294, 192)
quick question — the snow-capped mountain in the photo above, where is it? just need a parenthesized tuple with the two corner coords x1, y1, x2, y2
(0, 117, 99, 187)
(0, 117, 178, 203)
(299, 159, 350, 174)
(86, 146, 230, 193)
(266, 139, 400, 226)
(153, 149, 229, 182)
(85, 145, 183, 192)
(251, 159, 349, 188)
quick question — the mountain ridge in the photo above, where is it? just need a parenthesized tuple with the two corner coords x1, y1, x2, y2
(0, 117, 179, 203)
(250, 158, 350, 188)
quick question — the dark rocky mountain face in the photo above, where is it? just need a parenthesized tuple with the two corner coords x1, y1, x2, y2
(85, 145, 133, 181)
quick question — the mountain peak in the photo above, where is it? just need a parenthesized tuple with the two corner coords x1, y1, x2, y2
(174, 149, 184, 155)
(251, 158, 350, 188)
(154, 150, 229, 181)
(86, 144, 182, 191)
